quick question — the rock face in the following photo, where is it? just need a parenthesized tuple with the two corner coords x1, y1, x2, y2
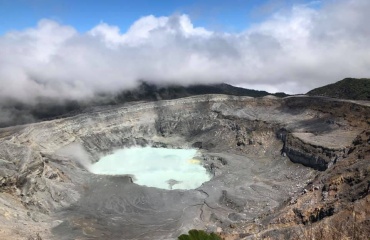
(221, 129, 370, 240)
(0, 94, 368, 239)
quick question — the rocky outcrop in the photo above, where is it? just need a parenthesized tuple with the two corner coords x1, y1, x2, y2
(221, 131, 370, 240)
(283, 133, 345, 171)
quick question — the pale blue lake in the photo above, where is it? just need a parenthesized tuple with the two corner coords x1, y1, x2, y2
(90, 147, 211, 190)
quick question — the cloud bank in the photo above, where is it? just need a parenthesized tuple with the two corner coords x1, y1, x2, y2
(0, 0, 369, 103)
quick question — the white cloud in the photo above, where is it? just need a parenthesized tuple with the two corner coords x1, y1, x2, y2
(0, 0, 369, 104)
(89, 15, 211, 47)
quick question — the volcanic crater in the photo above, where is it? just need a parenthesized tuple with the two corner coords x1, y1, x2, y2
(0, 94, 369, 239)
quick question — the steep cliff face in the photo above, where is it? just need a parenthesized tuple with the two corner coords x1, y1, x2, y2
(284, 132, 346, 171)
(281, 97, 369, 171)
(0, 94, 368, 239)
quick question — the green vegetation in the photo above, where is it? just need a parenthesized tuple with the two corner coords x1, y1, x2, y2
(307, 78, 370, 100)
(178, 230, 222, 240)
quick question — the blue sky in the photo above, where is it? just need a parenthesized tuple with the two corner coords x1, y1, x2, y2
(0, 0, 315, 34)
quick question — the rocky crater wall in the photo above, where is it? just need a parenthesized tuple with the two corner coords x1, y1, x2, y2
(0, 94, 368, 239)
(1, 95, 366, 186)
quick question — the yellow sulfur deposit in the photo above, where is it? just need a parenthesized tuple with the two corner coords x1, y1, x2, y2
(188, 159, 201, 164)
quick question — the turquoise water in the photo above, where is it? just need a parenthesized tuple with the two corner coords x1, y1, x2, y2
(89, 147, 211, 190)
